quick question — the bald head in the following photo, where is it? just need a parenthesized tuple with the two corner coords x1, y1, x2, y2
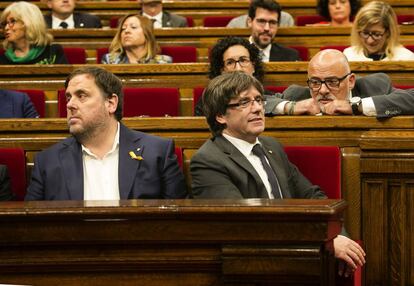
(309, 49, 350, 76)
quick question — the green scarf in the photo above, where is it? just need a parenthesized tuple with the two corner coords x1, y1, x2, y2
(5, 46, 45, 63)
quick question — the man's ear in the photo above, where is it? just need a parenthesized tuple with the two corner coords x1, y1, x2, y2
(107, 93, 119, 114)
(247, 17, 253, 28)
(216, 114, 226, 125)
(348, 73, 356, 90)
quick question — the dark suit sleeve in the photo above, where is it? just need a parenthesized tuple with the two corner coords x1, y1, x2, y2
(25, 153, 45, 201)
(160, 139, 188, 198)
(51, 44, 69, 64)
(21, 93, 39, 118)
(0, 165, 14, 201)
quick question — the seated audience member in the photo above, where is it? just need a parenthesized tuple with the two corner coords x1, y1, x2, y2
(101, 14, 172, 64)
(25, 67, 186, 201)
(0, 164, 14, 201)
(139, 0, 187, 28)
(0, 1, 68, 65)
(266, 49, 414, 117)
(195, 36, 273, 116)
(315, 0, 361, 27)
(227, 0, 294, 28)
(44, 0, 102, 29)
(247, 0, 300, 61)
(344, 1, 414, 61)
(190, 71, 366, 277)
(0, 89, 39, 118)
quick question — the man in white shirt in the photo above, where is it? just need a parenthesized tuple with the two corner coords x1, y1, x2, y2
(190, 71, 366, 278)
(45, 0, 102, 29)
(139, 0, 187, 28)
(265, 49, 414, 118)
(26, 67, 186, 201)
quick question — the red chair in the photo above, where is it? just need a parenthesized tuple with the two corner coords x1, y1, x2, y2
(284, 146, 361, 286)
(289, 46, 309, 61)
(185, 16, 194, 27)
(0, 148, 26, 201)
(394, 84, 414, 89)
(57, 89, 67, 118)
(192, 87, 205, 115)
(160, 46, 197, 62)
(320, 45, 348, 52)
(203, 16, 234, 27)
(265, 86, 287, 94)
(397, 14, 414, 24)
(296, 15, 327, 26)
(14, 89, 46, 118)
(110, 16, 194, 28)
(174, 147, 183, 170)
(63, 47, 86, 64)
(96, 47, 109, 63)
(123, 87, 180, 117)
(404, 45, 414, 53)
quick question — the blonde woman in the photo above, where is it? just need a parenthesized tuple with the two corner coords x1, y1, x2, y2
(0, 1, 68, 64)
(344, 1, 414, 61)
(102, 14, 171, 64)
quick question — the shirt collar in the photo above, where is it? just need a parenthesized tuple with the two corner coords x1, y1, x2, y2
(249, 36, 271, 62)
(222, 133, 260, 157)
(52, 14, 74, 28)
(82, 122, 120, 159)
(143, 12, 162, 22)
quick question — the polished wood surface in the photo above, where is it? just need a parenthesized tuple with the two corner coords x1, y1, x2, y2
(0, 199, 344, 286)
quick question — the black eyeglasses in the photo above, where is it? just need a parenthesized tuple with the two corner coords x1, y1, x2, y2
(358, 30, 386, 40)
(307, 72, 351, 91)
(223, 57, 251, 69)
(255, 18, 278, 28)
(226, 96, 266, 109)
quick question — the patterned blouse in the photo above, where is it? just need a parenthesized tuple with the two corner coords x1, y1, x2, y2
(101, 53, 173, 64)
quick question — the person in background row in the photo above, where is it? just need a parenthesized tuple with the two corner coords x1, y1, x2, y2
(0, 164, 14, 201)
(139, 0, 188, 28)
(247, 0, 300, 61)
(0, 1, 68, 64)
(227, 0, 294, 28)
(26, 66, 186, 201)
(0, 89, 39, 118)
(190, 71, 365, 278)
(344, 1, 414, 61)
(315, 0, 361, 27)
(101, 14, 172, 64)
(44, 0, 102, 29)
(265, 49, 414, 117)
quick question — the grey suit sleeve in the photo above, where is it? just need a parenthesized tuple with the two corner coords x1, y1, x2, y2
(0, 165, 13, 201)
(372, 88, 414, 118)
(190, 150, 244, 199)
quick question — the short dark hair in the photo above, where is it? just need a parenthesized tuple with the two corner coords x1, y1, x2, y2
(248, 0, 281, 23)
(317, 0, 361, 20)
(65, 66, 124, 121)
(209, 36, 264, 83)
(203, 71, 264, 137)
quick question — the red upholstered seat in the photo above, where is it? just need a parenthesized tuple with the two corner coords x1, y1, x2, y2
(264, 86, 287, 94)
(0, 148, 26, 201)
(96, 47, 109, 63)
(160, 46, 197, 62)
(57, 89, 67, 118)
(123, 87, 180, 117)
(63, 47, 86, 64)
(288, 46, 309, 61)
(203, 16, 234, 27)
(397, 14, 414, 24)
(296, 15, 327, 26)
(15, 89, 46, 117)
(404, 45, 414, 53)
(320, 45, 348, 52)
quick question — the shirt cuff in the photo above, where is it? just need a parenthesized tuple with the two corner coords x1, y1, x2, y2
(275, 101, 289, 115)
(361, 97, 377, 116)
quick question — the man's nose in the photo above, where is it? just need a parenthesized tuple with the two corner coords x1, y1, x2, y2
(319, 82, 330, 94)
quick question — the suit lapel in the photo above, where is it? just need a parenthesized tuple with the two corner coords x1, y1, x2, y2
(60, 137, 84, 200)
(214, 136, 269, 198)
(118, 124, 142, 199)
(259, 139, 292, 198)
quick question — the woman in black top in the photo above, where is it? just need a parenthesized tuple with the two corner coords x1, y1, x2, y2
(0, 1, 68, 65)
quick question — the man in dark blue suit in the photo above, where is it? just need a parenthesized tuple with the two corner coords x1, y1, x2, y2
(26, 67, 186, 201)
(0, 90, 39, 118)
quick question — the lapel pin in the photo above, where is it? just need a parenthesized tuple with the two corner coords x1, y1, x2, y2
(129, 151, 143, 161)
(137, 147, 141, 151)
(268, 150, 273, 154)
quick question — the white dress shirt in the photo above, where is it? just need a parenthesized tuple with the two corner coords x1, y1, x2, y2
(223, 133, 274, 198)
(142, 12, 163, 28)
(52, 14, 75, 29)
(249, 36, 271, 62)
(82, 123, 120, 201)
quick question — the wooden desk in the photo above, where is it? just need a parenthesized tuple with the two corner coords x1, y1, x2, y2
(0, 61, 413, 117)
(0, 199, 344, 286)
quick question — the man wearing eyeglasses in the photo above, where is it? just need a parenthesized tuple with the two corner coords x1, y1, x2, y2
(266, 49, 414, 117)
(247, 0, 300, 61)
(190, 71, 366, 278)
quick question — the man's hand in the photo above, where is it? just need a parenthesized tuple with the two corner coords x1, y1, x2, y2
(291, 98, 321, 115)
(321, 100, 353, 115)
(334, 235, 366, 277)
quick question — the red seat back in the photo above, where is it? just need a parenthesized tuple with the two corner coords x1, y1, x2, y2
(160, 46, 197, 62)
(404, 45, 414, 53)
(397, 14, 414, 24)
(15, 89, 46, 117)
(0, 148, 26, 201)
(284, 146, 341, 199)
(63, 47, 86, 64)
(289, 46, 309, 61)
(203, 16, 234, 27)
(296, 15, 327, 26)
(57, 89, 67, 118)
(96, 47, 109, 63)
(123, 87, 180, 117)
(264, 86, 287, 94)
(110, 16, 194, 28)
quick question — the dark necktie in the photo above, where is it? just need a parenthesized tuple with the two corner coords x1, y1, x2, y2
(60, 21, 68, 29)
(252, 144, 283, 199)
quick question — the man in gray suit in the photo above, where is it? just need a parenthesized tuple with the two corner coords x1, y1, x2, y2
(139, 0, 188, 28)
(45, 0, 102, 29)
(190, 71, 365, 277)
(266, 49, 414, 117)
